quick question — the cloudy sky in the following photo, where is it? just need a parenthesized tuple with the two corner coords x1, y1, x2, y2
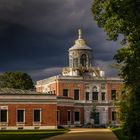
(0, 0, 122, 81)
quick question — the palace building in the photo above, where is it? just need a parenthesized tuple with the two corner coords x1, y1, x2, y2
(36, 29, 123, 128)
(0, 29, 122, 130)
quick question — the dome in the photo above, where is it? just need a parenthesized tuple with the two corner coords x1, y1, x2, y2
(69, 43, 92, 51)
(69, 29, 92, 51)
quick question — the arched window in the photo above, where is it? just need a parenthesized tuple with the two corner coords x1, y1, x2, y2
(80, 54, 87, 67)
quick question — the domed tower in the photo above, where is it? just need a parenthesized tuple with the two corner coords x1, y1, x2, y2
(62, 29, 93, 76)
(68, 29, 92, 69)
(62, 29, 105, 77)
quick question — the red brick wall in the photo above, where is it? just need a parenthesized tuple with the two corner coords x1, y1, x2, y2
(108, 107, 120, 125)
(57, 106, 74, 125)
(57, 82, 84, 100)
(78, 107, 84, 125)
(57, 106, 84, 125)
(106, 83, 122, 101)
(0, 104, 57, 126)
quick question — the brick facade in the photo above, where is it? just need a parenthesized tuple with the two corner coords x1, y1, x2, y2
(36, 76, 123, 127)
(0, 90, 57, 130)
(0, 104, 56, 126)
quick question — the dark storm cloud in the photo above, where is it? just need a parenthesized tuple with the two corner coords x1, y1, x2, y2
(0, 0, 122, 81)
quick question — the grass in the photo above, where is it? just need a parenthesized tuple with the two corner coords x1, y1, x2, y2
(0, 129, 68, 140)
(112, 128, 129, 140)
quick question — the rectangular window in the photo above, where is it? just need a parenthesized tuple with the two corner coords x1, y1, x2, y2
(74, 89, 79, 100)
(111, 90, 116, 100)
(0, 110, 7, 122)
(34, 110, 41, 122)
(63, 89, 68, 97)
(17, 110, 24, 122)
(74, 112, 80, 121)
(101, 92, 105, 100)
(57, 110, 60, 124)
(112, 111, 116, 121)
(92, 92, 98, 100)
(86, 92, 89, 100)
(94, 112, 100, 124)
(67, 111, 71, 122)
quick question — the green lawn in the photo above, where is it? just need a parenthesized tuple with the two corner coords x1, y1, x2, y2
(0, 129, 68, 140)
(112, 128, 129, 140)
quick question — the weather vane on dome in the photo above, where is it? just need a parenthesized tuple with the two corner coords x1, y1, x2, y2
(78, 28, 82, 39)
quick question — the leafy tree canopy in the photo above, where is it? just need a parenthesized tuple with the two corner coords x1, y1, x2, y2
(92, 0, 140, 92)
(92, 0, 140, 139)
(92, 0, 140, 42)
(92, 0, 140, 87)
(0, 72, 34, 90)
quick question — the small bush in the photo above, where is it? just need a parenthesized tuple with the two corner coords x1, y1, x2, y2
(112, 128, 129, 140)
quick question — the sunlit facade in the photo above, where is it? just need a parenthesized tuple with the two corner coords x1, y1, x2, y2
(36, 29, 123, 127)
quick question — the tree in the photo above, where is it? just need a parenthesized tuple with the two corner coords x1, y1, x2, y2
(92, 0, 140, 139)
(0, 72, 34, 90)
(90, 102, 98, 127)
(92, 0, 140, 43)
